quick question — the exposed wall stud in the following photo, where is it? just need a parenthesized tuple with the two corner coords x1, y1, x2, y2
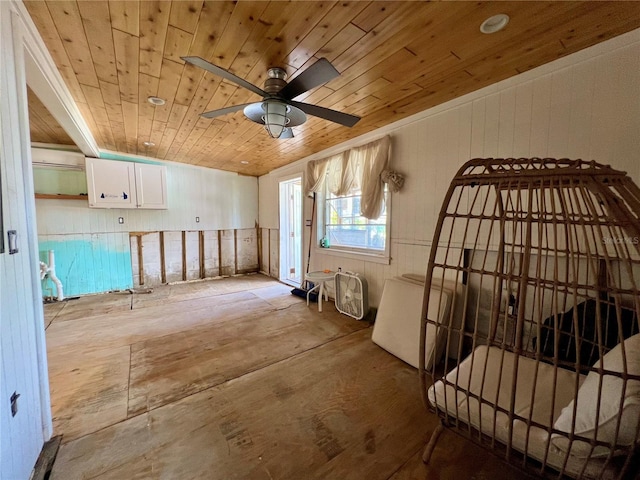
(159, 231, 166, 284)
(234, 229, 238, 275)
(137, 234, 144, 285)
(181, 231, 187, 281)
(199, 231, 205, 279)
(257, 224, 262, 274)
(217, 230, 222, 277)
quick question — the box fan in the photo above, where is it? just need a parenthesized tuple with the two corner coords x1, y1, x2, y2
(334, 271, 369, 320)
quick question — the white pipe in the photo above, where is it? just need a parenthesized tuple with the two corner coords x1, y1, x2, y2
(48, 250, 64, 301)
(40, 250, 64, 301)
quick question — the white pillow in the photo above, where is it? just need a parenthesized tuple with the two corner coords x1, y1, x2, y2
(552, 333, 640, 458)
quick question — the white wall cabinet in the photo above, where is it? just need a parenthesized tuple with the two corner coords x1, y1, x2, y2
(86, 157, 167, 209)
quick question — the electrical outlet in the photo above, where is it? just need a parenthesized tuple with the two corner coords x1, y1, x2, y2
(118, 217, 124, 224)
(10, 392, 19, 417)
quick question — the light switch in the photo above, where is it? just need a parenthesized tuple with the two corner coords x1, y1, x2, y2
(118, 217, 124, 224)
(196, 217, 200, 223)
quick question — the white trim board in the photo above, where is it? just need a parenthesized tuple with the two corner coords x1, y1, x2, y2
(14, 0, 99, 158)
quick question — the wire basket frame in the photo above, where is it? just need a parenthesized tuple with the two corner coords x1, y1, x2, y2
(419, 158, 640, 479)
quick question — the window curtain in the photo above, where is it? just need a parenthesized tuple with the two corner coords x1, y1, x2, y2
(305, 135, 391, 219)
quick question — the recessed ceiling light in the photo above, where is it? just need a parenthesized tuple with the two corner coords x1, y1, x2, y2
(147, 96, 166, 106)
(480, 14, 509, 34)
(240, 160, 250, 165)
(143, 141, 155, 147)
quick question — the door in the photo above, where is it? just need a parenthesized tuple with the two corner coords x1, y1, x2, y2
(279, 176, 303, 286)
(0, 3, 52, 478)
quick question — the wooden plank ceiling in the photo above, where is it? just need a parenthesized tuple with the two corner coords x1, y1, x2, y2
(24, 1, 640, 177)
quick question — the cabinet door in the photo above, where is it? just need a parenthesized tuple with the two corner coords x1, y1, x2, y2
(86, 157, 136, 208)
(135, 163, 167, 209)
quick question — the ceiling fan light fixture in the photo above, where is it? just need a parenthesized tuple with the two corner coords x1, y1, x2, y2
(480, 14, 509, 34)
(261, 100, 290, 138)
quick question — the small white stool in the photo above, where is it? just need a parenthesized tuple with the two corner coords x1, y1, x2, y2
(305, 271, 335, 312)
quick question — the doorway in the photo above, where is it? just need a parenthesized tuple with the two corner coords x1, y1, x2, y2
(279, 175, 303, 287)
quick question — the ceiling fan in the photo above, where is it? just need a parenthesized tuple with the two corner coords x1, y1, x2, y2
(181, 56, 361, 139)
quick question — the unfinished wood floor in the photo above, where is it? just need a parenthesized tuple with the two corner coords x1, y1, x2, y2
(45, 274, 532, 480)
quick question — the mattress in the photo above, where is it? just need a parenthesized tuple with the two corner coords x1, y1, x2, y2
(372, 278, 452, 369)
(427, 346, 618, 479)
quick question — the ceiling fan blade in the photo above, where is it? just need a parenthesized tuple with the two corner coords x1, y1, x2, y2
(289, 101, 360, 127)
(279, 58, 339, 100)
(182, 56, 267, 97)
(200, 103, 254, 119)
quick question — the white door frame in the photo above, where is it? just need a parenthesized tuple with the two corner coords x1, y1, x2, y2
(278, 173, 303, 287)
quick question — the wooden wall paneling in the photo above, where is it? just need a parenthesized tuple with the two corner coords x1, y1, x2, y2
(512, 82, 534, 157)
(100, 80, 128, 152)
(187, 1, 235, 59)
(27, 87, 74, 144)
(77, 1, 118, 85)
(112, 29, 139, 104)
(529, 75, 552, 158)
(168, 1, 202, 35)
(210, 2, 269, 73)
(80, 84, 116, 150)
(137, 73, 160, 150)
(224, 1, 292, 82)
(108, 1, 139, 36)
(45, 1, 99, 88)
(184, 119, 225, 161)
(156, 127, 178, 160)
(121, 100, 139, 154)
(152, 58, 183, 129)
(591, 44, 640, 178)
(163, 231, 183, 283)
(163, 25, 193, 65)
(23, 1, 88, 103)
(138, 1, 171, 79)
(286, 1, 370, 70)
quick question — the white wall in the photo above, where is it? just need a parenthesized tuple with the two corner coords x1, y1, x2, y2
(35, 161, 258, 295)
(259, 29, 640, 307)
(36, 161, 258, 235)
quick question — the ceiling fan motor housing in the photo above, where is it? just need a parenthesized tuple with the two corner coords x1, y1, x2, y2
(264, 68, 287, 95)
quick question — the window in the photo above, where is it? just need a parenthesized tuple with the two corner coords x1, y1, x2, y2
(322, 184, 389, 255)
(306, 136, 392, 262)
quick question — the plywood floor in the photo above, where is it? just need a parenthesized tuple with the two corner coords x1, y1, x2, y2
(45, 274, 533, 479)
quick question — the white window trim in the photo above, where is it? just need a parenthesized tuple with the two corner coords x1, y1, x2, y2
(314, 189, 391, 265)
